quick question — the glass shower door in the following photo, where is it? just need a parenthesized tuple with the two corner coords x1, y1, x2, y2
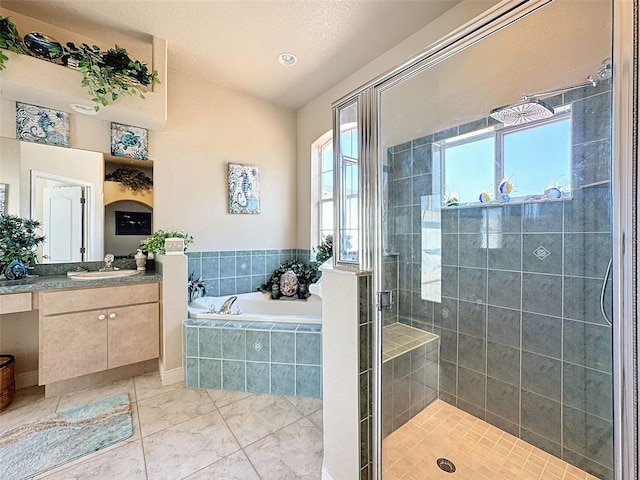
(376, 1, 615, 479)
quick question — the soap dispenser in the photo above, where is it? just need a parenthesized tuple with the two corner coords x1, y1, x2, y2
(135, 249, 147, 271)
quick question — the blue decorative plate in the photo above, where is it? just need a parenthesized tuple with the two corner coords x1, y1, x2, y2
(24, 32, 64, 60)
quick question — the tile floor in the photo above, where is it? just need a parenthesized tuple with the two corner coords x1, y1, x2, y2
(383, 400, 600, 480)
(0, 372, 323, 479)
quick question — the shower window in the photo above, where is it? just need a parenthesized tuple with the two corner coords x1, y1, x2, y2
(441, 112, 572, 205)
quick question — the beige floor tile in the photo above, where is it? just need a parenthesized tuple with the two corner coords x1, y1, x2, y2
(137, 387, 214, 437)
(285, 395, 323, 416)
(143, 410, 241, 480)
(244, 417, 323, 480)
(56, 378, 135, 411)
(206, 388, 253, 408)
(36, 439, 146, 480)
(308, 408, 323, 430)
(133, 371, 185, 401)
(183, 450, 260, 480)
(218, 393, 303, 447)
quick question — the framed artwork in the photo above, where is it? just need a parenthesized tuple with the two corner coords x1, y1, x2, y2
(228, 163, 260, 214)
(110, 122, 149, 160)
(0, 183, 7, 214)
(16, 102, 70, 147)
(115, 211, 152, 235)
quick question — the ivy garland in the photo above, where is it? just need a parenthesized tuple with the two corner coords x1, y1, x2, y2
(0, 16, 159, 111)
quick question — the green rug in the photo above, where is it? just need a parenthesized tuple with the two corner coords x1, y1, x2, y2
(0, 393, 133, 480)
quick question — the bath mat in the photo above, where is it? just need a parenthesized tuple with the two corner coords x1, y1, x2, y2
(0, 393, 133, 480)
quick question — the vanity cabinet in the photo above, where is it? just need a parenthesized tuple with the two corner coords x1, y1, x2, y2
(39, 282, 159, 385)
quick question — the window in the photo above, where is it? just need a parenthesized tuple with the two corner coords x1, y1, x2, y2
(441, 113, 572, 205)
(318, 136, 334, 242)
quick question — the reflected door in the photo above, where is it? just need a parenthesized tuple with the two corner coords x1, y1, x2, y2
(42, 185, 84, 263)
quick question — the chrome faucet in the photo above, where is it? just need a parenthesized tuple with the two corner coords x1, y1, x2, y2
(99, 254, 119, 272)
(218, 296, 238, 315)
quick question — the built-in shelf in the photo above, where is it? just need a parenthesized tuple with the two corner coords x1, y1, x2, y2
(103, 181, 153, 208)
(104, 154, 154, 169)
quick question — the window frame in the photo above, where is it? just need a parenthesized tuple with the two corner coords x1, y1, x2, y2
(439, 109, 572, 206)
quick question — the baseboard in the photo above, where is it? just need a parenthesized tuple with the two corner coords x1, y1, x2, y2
(158, 359, 183, 386)
(321, 465, 338, 480)
(16, 370, 39, 389)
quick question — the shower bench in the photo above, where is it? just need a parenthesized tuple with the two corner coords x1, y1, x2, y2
(382, 323, 439, 437)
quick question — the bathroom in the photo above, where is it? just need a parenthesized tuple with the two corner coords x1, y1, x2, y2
(0, 0, 638, 479)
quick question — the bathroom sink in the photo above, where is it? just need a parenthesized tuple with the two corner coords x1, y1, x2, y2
(68, 269, 140, 280)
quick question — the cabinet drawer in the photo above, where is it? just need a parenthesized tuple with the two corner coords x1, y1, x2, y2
(0, 293, 32, 314)
(40, 282, 159, 315)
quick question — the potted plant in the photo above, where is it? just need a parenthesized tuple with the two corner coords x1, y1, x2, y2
(139, 229, 193, 256)
(187, 272, 209, 303)
(0, 17, 29, 70)
(259, 259, 320, 299)
(0, 214, 46, 280)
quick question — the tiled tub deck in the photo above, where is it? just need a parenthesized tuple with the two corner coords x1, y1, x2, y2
(184, 318, 322, 398)
(383, 323, 440, 436)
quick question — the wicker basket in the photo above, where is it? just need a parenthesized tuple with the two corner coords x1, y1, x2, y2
(0, 354, 16, 412)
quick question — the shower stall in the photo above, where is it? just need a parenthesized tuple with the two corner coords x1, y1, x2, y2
(331, 1, 637, 479)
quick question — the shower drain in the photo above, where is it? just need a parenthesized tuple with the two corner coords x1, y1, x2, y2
(436, 458, 456, 473)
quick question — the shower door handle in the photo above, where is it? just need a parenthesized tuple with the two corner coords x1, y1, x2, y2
(377, 290, 394, 311)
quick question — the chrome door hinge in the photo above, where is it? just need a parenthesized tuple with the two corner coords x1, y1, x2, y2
(377, 290, 393, 311)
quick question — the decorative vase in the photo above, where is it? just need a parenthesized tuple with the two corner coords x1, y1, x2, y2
(135, 249, 147, 271)
(271, 283, 281, 300)
(280, 269, 299, 297)
(298, 283, 309, 299)
(3, 260, 28, 280)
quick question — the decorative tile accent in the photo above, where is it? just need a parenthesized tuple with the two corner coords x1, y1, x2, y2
(533, 245, 551, 260)
(252, 341, 263, 352)
(228, 163, 260, 214)
(110, 122, 148, 160)
(440, 307, 450, 318)
(16, 102, 69, 146)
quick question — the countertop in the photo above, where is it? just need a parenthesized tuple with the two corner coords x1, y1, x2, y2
(0, 271, 162, 294)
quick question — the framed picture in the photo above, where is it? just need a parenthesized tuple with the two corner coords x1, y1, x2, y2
(16, 102, 70, 147)
(110, 122, 149, 160)
(115, 211, 152, 235)
(228, 163, 260, 214)
(0, 183, 7, 215)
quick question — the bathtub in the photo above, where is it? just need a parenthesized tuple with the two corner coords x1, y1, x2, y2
(184, 291, 323, 398)
(188, 291, 322, 324)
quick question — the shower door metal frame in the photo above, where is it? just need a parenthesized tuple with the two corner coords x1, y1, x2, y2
(331, 0, 638, 479)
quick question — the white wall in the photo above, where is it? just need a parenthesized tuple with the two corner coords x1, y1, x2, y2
(153, 68, 297, 251)
(295, 0, 499, 249)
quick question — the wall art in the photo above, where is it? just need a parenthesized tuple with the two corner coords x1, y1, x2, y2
(0, 183, 7, 215)
(16, 102, 70, 147)
(110, 122, 149, 160)
(228, 163, 260, 214)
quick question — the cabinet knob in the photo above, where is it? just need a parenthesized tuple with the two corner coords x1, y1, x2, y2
(98, 314, 106, 320)
(109, 313, 117, 319)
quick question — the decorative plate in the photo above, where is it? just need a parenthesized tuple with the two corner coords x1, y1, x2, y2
(24, 32, 63, 60)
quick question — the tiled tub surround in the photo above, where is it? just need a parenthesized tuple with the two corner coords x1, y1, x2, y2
(386, 82, 614, 479)
(187, 249, 312, 297)
(382, 323, 439, 436)
(184, 319, 322, 398)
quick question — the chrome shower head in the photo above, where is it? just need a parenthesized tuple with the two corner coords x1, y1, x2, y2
(490, 98, 555, 126)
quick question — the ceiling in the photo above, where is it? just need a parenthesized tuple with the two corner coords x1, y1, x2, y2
(1, 0, 462, 110)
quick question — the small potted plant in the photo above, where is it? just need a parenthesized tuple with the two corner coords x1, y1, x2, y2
(0, 214, 46, 280)
(139, 229, 193, 257)
(187, 272, 208, 303)
(0, 16, 29, 70)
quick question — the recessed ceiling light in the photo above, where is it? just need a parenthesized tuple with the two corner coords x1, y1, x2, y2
(277, 52, 297, 66)
(68, 103, 99, 115)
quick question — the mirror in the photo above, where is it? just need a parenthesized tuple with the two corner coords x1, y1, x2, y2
(1, 137, 155, 263)
(0, 137, 104, 262)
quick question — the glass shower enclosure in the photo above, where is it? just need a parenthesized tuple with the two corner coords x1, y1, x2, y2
(331, 0, 636, 479)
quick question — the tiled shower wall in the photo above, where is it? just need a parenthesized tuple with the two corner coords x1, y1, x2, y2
(387, 82, 613, 479)
(186, 249, 311, 297)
